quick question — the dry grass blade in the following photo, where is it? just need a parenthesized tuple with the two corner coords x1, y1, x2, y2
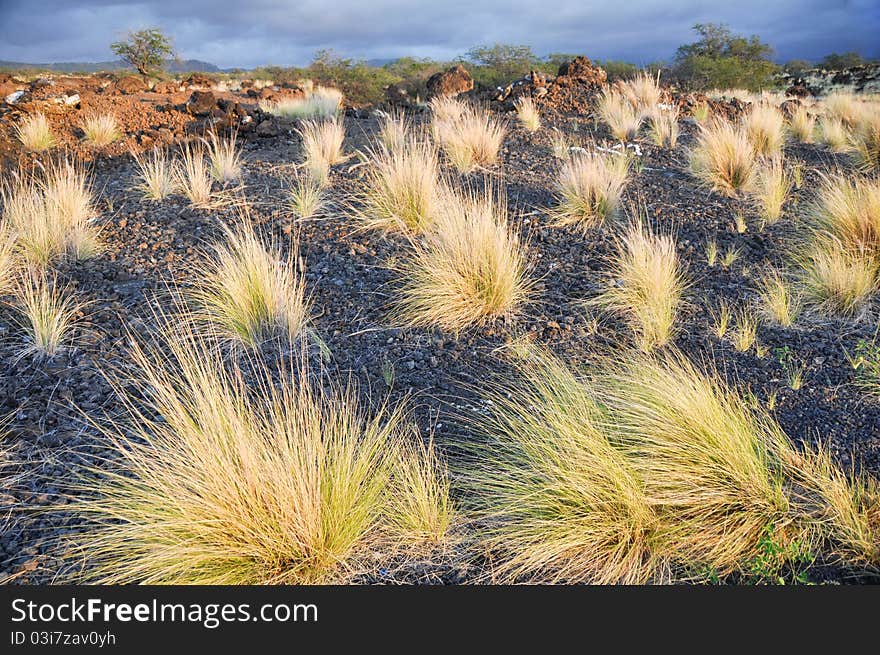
(743, 104, 785, 156)
(204, 130, 243, 183)
(177, 141, 214, 207)
(298, 118, 346, 183)
(788, 106, 816, 143)
(513, 96, 541, 132)
(751, 156, 790, 224)
(81, 113, 122, 147)
(132, 148, 176, 200)
(689, 119, 757, 196)
(649, 107, 680, 148)
(434, 105, 506, 173)
(757, 269, 801, 327)
(14, 273, 85, 358)
(597, 88, 642, 141)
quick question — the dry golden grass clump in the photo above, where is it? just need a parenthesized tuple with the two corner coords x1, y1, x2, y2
(356, 138, 443, 233)
(818, 116, 851, 152)
(757, 269, 801, 327)
(14, 273, 84, 358)
(788, 106, 816, 143)
(743, 103, 785, 156)
(459, 353, 657, 584)
(298, 118, 346, 183)
(429, 95, 467, 125)
(797, 239, 878, 315)
(81, 113, 122, 147)
(597, 88, 642, 141)
(464, 348, 880, 581)
(191, 223, 309, 348)
(513, 96, 541, 132)
(433, 105, 506, 172)
(622, 72, 662, 114)
(260, 86, 342, 120)
(853, 112, 880, 171)
(751, 156, 790, 224)
(177, 141, 214, 206)
(15, 113, 55, 151)
(808, 174, 880, 255)
(288, 173, 326, 220)
(395, 188, 531, 332)
(553, 151, 629, 229)
(648, 107, 680, 148)
(689, 119, 757, 196)
(822, 92, 863, 128)
(1, 162, 100, 267)
(594, 222, 687, 350)
(132, 148, 176, 201)
(0, 229, 15, 295)
(64, 322, 451, 584)
(204, 131, 242, 183)
(377, 110, 411, 152)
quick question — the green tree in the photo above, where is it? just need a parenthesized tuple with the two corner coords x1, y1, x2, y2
(783, 59, 812, 75)
(673, 23, 778, 91)
(465, 44, 539, 86)
(820, 52, 868, 70)
(111, 28, 173, 78)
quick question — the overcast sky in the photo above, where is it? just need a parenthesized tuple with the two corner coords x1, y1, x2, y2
(0, 0, 878, 68)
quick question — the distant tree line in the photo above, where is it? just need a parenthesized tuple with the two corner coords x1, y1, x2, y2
(20, 25, 867, 105)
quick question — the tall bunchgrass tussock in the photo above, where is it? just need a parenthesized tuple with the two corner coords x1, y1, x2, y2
(818, 116, 851, 152)
(260, 86, 342, 120)
(807, 174, 880, 256)
(853, 112, 880, 171)
(81, 113, 121, 147)
(597, 88, 642, 141)
(553, 151, 629, 229)
(15, 113, 55, 151)
(648, 107, 680, 148)
(1, 162, 100, 267)
(132, 147, 176, 200)
(433, 105, 506, 173)
(288, 173, 325, 220)
(298, 118, 346, 183)
(356, 138, 442, 233)
(797, 240, 878, 316)
(757, 269, 801, 326)
(191, 223, 309, 348)
(743, 104, 785, 156)
(823, 92, 863, 128)
(14, 273, 84, 358)
(459, 352, 657, 584)
(377, 110, 411, 153)
(64, 322, 451, 584)
(429, 95, 467, 125)
(593, 222, 687, 350)
(689, 119, 757, 196)
(731, 308, 758, 352)
(204, 130, 242, 183)
(788, 106, 816, 143)
(513, 96, 541, 132)
(177, 141, 213, 206)
(622, 72, 662, 114)
(395, 188, 531, 332)
(751, 156, 790, 224)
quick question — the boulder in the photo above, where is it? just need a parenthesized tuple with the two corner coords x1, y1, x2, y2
(426, 64, 474, 98)
(116, 75, 148, 94)
(153, 80, 182, 94)
(183, 74, 214, 89)
(185, 90, 216, 116)
(555, 56, 607, 87)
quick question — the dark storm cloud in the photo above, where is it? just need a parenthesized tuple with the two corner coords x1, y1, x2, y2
(1, 0, 878, 67)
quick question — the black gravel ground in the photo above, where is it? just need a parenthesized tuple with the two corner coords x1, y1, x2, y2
(2, 110, 879, 584)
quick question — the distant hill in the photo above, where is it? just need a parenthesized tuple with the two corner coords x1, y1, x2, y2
(0, 58, 220, 74)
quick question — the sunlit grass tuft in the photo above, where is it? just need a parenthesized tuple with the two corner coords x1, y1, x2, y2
(298, 118, 346, 183)
(743, 104, 785, 156)
(552, 151, 629, 229)
(689, 119, 757, 196)
(14, 273, 84, 358)
(81, 113, 122, 147)
(434, 105, 506, 173)
(513, 96, 541, 132)
(597, 88, 642, 141)
(177, 141, 214, 207)
(15, 113, 55, 151)
(204, 131, 242, 183)
(132, 148, 176, 201)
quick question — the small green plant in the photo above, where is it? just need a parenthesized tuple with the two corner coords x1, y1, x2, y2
(381, 359, 395, 389)
(741, 524, 815, 585)
(775, 345, 806, 390)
